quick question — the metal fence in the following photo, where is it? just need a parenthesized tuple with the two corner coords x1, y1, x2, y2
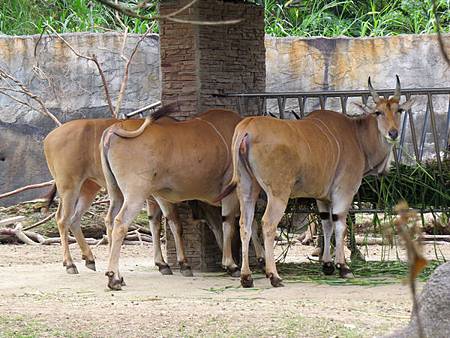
(218, 87, 450, 213)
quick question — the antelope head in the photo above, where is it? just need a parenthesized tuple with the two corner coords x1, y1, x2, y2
(368, 75, 414, 144)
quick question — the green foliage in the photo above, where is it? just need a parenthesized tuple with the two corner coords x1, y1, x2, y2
(359, 159, 450, 211)
(0, 0, 157, 35)
(264, 0, 450, 37)
(0, 0, 448, 37)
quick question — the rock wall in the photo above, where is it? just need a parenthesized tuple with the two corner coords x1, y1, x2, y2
(266, 34, 450, 93)
(0, 33, 160, 206)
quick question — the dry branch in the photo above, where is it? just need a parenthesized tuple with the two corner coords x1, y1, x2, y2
(432, 0, 450, 65)
(0, 69, 61, 126)
(22, 212, 56, 231)
(0, 180, 55, 200)
(420, 234, 450, 242)
(115, 27, 153, 115)
(0, 216, 26, 227)
(44, 25, 116, 117)
(0, 224, 39, 245)
(95, 0, 242, 25)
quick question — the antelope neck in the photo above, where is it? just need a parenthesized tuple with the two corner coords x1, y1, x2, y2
(355, 116, 392, 176)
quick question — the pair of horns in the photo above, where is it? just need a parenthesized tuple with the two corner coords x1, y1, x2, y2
(368, 75, 401, 103)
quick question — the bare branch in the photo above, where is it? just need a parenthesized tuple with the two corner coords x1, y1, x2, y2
(95, 0, 242, 25)
(115, 27, 153, 115)
(0, 180, 55, 200)
(432, 0, 450, 65)
(22, 212, 56, 232)
(114, 0, 128, 29)
(0, 69, 62, 126)
(44, 25, 116, 117)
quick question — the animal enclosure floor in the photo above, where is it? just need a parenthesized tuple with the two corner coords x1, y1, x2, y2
(0, 244, 448, 337)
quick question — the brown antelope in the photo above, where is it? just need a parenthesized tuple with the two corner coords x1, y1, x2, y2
(101, 109, 265, 290)
(218, 76, 413, 288)
(43, 106, 219, 277)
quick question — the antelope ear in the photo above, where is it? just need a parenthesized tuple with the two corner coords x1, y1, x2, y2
(399, 98, 415, 112)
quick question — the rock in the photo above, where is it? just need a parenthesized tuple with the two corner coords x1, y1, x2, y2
(386, 262, 450, 337)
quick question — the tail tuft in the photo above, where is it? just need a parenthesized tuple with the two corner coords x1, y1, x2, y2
(42, 183, 57, 211)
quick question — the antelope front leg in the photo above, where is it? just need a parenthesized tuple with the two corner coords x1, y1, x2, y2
(155, 199, 193, 277)
(146, 199, 173, 275)
(317, 200, 335, 276)
(222, 215, 240, 277)
(331, 195, 354, 279)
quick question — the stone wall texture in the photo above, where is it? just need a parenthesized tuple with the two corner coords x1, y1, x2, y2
(159, 0, 265, 269)
(264, 34, 450, 163)
(0, 32, 160, 205)
(159, 0, 265, 118)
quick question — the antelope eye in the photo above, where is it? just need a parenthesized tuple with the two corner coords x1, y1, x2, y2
(375, 111, 383, 116)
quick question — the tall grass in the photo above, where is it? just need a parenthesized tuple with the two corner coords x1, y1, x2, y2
(0, 0, 448, 37)
(0, 0, 157, 35)
(264, 0, 450, 37)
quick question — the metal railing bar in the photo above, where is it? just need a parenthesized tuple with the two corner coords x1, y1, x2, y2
(216, 87, 450, 98)
(419, 97, 430, 162)
(277, 97, 286, 119)
(427, 93, 443, 173)
(340, 96, 347, 114)
(319, 96, 326, 110)
(406, 93, 421, 163)
(445, 97, 450, 157)
(397, 112, 408, 162)
(122, 101, 162, 119)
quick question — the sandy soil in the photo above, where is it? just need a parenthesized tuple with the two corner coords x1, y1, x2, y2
(0, 243, 448, 338)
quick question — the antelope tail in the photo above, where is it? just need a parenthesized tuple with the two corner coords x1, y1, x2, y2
(100, 128, 121, 201)
(113, 102, 178, 139)
(214, 130, 251, 203)
(42, 182, 57, 211)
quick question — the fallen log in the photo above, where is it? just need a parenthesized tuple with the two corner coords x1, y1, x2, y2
(125, 233, 152, 242)
(0, 216, 26, 227)
(420, 234, 450, 242)
(355, 236, 388, 245)
(0, 224, 39, 245)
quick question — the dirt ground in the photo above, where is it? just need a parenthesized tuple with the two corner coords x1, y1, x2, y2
(0, 243, 449, 338)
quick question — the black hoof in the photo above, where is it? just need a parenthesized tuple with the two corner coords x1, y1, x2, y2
(257, 257, 266, 271)
(180, 262, 194, 277)
(269, 274, 284, 287)
(66, 264, 79, 275)
(336, 264, 354, 279)
(106, 271, 123, 290)
(157, 263, 173, 276)
(322, 262, 335, 275)
(227, 266, 241, 278)
(241, 274, 254, 288)
(85, 260, 96, 271)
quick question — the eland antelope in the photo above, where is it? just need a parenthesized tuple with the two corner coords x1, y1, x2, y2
(43, 105, 217, 277)
(101, 108, 265, 290)
(217, 76, 413, 288)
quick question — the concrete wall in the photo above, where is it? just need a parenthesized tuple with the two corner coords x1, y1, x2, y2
(265, 34, 450, 163)
(0, 33, 160, 205)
